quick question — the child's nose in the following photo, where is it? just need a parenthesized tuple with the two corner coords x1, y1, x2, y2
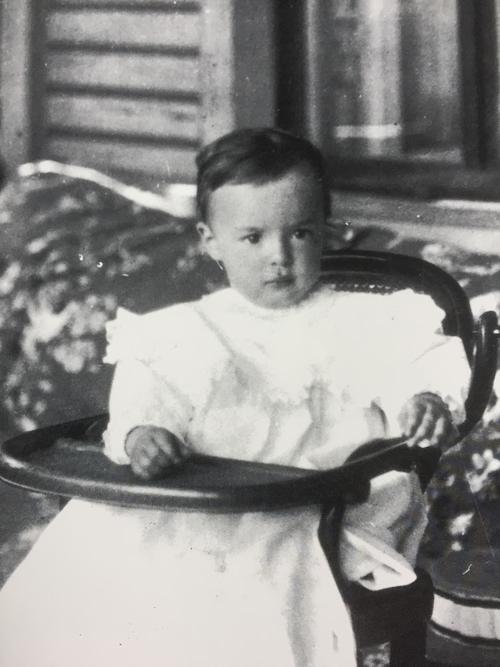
(269, 238, 292, 266)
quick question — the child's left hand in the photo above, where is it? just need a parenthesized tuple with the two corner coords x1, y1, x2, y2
(398, 392, 459, 449)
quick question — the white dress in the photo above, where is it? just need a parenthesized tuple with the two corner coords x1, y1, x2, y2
(0, 284, 470, 667)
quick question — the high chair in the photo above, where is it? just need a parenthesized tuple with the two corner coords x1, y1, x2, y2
(0, 250, 498, 666)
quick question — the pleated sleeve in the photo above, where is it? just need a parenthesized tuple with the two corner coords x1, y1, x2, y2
(102, 306, 202, 464)
(371, 290, 470, 435)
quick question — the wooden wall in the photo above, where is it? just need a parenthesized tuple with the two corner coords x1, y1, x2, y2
(0, 0, 276, 184)
(44, 0, 202, 182)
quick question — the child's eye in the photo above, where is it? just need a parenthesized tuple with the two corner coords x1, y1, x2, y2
(242, 233, 261, 244)
(292, 228, 313, 240)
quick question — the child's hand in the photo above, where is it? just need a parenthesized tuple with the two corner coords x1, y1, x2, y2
(125, 426, 190, 479)
(398, 392, 459, 449)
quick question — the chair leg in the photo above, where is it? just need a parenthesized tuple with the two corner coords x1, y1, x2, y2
(390, 621, 428, 666)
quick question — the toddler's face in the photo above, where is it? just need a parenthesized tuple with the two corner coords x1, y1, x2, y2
(198, 166, 325, 309)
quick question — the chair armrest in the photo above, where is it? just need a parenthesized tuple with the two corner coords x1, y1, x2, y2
(460, 310, 500, 437)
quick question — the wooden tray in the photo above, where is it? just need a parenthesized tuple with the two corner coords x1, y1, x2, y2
(0, 415, 416, 512)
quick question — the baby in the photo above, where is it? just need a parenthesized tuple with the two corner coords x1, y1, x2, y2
(123, 130, 458, 481)
(0, 128, 469, 667)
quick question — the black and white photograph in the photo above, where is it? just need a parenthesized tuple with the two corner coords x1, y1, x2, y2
(0, 1, 499, 665)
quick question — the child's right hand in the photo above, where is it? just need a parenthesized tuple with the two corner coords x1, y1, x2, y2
(125, 426, 190, 480)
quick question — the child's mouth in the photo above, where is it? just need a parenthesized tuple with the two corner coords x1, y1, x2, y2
(266, 276, 294, 287)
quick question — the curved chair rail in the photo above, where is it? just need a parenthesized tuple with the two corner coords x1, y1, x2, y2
(462, 310, 500, 435)
(321, 250, 476, 353)
(322, 250, 499, 439)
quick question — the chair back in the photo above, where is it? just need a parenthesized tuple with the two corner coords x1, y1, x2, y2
(321, 250, 474, 355)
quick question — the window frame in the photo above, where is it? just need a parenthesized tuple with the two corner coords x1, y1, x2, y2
(276, 0, 500, 202)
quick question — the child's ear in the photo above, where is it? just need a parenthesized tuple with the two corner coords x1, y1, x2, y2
(196, 222, 221, 261)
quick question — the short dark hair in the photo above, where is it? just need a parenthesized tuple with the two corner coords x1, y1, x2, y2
(195, 127, 330, 221)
